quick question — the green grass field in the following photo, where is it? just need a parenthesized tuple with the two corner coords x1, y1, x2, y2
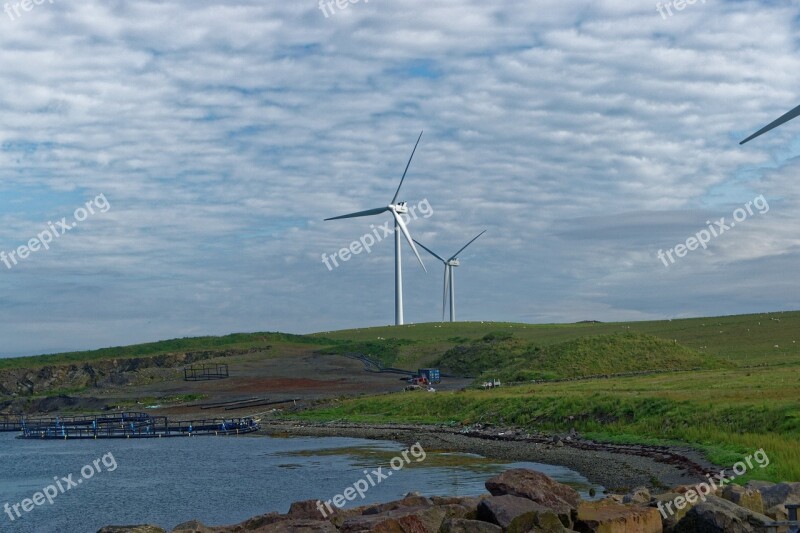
(300, 311, 800, 482)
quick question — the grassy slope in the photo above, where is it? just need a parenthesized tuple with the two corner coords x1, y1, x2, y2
(314, 310, 800, 368)
(435, 331, 728, 382)
(300, 311, 800, 482)
(0, 332, 330, 370)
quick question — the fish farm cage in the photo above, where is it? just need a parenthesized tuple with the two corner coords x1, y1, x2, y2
(184, 363, 230, 381)
(4, 412, 259, 439)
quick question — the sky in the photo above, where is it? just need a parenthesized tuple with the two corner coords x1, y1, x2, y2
(1, 0, 799, 357)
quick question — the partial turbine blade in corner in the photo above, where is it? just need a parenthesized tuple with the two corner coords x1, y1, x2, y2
(391, 131, 423, 204)
(449, 230, 487, 261)
(740, 103, 800, 145)
(325, 207, 389, 221)
(392, 210, 426, 272)
(413, 238, 446, 263)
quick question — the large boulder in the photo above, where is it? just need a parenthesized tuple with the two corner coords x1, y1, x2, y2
(477, 495, 569, 532)
(339, 505, 448, 533)
(288, 500, 333, 520)
(672, 495, 773, 533)
(721, 485, 764, 514)
(222, 512, 285, 531)
(440, 518, 502, 532)
(575, 500, 662, 533)
(485, 469, 581, 518)
(361, 494, 434, 515)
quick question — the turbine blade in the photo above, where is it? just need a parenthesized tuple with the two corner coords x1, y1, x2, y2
(413, 238, 446, 262)
(442, 265, 449, 322)
(449, 230, 487, 261)
(392, 210, 426, 272)
(325, 207, 388, 221)
(391, 131, 423, 204)
(740, 103, 800, 145)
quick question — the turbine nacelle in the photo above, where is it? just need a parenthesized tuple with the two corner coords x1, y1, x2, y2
(390, 202, 409, 214)
(447, 259, 460, 267)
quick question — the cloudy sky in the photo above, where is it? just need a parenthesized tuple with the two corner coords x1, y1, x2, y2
(1, 0, 799, 356)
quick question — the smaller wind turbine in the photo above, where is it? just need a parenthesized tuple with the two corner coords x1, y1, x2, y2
(740, 103, 800, 145)
(414, 230, 486, 322)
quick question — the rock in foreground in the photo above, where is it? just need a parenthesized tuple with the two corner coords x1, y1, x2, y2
(100, 469, 793, 533)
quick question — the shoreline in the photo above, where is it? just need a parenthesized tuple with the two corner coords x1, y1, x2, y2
(260, 420, 720, 493)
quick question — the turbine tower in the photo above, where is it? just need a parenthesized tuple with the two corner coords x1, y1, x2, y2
(325, 132, 427, 326)
(414, 230, 486, 322)
(741, 103, 800, 144)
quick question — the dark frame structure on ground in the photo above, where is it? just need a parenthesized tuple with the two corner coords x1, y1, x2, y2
(13, 412, 259, 439)
(184, 363, 229, 381)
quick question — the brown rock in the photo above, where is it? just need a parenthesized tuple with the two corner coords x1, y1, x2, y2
(223, 512, 285, 531)
(672, 494, 773, 533)
(340, 505, 447, 533)
(575, 500, 662, 533)
(97, 524, 167, 533)
(171, 520, 216, 533)
(253, 519, 338, 532)
(764, 504, 788, 521)
(649, 492, 695, 532)
(477, 494, 568, 531)
(361, 495, 434, 515)
(485, 469, 581, 517)
(721, 484, 764, 514)
(288, 500, 331, 521)
(440, 518, 503, 532)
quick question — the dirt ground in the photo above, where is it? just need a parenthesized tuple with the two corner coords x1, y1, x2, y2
(114, 349, 472, 417)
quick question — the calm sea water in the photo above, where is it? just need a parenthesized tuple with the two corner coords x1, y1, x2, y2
(0, 432, 602, 532)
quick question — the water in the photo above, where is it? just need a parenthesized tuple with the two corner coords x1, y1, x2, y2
(0, 432, 602, 532)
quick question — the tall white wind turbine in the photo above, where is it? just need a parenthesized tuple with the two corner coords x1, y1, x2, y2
(414, 230, 486, 322)
(324, 132, 427, 326)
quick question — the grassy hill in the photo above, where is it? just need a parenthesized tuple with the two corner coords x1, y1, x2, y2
(436, 331, 728, 382)
(313, 311, 800, 368)
(0, 332, 330, 370)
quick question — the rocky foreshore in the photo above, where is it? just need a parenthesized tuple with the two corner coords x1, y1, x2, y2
(99, 468, 800, 533)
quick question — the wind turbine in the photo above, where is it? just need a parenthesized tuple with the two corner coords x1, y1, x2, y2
(740, 102, 800, 145)
(414, 230, 486, 322)
(324, 132, 427, 326)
